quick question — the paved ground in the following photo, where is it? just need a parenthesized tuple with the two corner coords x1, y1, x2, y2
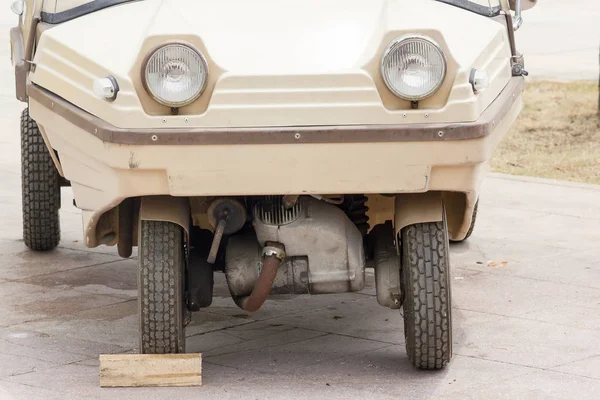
(1, 2, 600, 400)
(516, 0, 600, 81)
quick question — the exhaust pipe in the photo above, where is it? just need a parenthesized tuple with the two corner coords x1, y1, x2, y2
(233, 242, 285, 312)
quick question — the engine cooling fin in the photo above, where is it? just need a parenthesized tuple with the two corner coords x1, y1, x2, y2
(254, 196, 302, 226)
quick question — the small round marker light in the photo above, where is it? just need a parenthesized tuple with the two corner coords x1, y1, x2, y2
(93, 76, 119, 101)
(470, 69, 490, 94)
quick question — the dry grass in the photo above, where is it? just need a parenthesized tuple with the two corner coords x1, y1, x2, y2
(491, 80, 600, 184)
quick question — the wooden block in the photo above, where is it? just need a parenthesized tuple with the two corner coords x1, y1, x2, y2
(99, 353, 202, 388)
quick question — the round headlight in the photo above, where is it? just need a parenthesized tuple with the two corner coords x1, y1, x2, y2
(381, 35, 447, 101)
(143, 44, 208, 107)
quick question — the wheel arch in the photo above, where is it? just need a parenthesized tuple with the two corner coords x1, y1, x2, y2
(394, 191, 477, 241)
(139, 196, 191, 236)
(85, 196, 190, 255)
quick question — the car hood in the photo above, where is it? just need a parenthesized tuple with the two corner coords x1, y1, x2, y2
(32, 0, 512, 129)
(141, 0, 387, 73)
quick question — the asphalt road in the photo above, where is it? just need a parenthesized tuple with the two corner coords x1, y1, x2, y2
(0, 2, 599, 399)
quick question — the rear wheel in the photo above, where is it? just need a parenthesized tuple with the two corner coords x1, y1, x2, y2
(400, 211, 452, 369)
(21, 108, 60, 251)
(138, 220, 186, 354)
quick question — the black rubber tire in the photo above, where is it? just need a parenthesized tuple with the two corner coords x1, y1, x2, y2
(451, 200, 479, 243)
(401, 213, 452, 370)
(138, 220, 186, 354)
(21, 108, 61, 251)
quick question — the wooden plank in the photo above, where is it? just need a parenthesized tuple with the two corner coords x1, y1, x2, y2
(99, 354, 202, 388)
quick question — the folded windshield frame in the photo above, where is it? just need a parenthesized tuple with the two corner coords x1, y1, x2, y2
(434, 0, 502, 17)
(40, 0, 140, 24)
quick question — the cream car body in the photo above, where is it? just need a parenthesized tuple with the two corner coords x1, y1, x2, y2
(11, 0, 535, 367)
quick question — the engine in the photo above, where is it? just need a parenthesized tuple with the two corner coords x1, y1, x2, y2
(225, 196, 366, 299)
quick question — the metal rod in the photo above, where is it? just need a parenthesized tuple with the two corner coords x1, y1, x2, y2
(206, 218, 226, 264)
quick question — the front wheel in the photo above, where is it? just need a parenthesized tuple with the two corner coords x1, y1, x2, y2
(138, 220, 186, 354)
(21, 108, 60, 251)
(401, 213, 452, 370)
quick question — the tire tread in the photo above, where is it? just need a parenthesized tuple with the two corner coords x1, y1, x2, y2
(402, 220, 452, 369)
(21, 108, 60, 251)
(139, 220, 185, 354)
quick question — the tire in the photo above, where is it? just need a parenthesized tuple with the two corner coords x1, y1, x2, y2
(401, 212, 452, 370)
(138, 220, 186, 354)
(450, 199, 478, 243)
(21, 108, 61, 251)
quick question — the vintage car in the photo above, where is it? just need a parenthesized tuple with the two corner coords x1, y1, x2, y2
(9, 0, 535, 370)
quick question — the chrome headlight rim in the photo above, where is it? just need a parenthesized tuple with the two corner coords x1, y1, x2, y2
(142, 42, 209, 108)
(380, 34, 447, 101)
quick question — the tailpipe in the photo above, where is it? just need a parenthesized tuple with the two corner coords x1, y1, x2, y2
(232, 242, 285, 312)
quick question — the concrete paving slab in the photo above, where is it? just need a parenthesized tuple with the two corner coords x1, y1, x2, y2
(202, 327, 326, 358)
(212, 320, 302, 341)
(0, 2, 599, 399)
(0, 281, 129, 327)
(485, 174, 600, 221)
(456, 247, 600, 289)
(453, 370, 600, 400)
(10, 301, 139, 350)
(185, 330, 245, 354)
(265, 296, 404, 344)
(519, 303, 600, 333)
(185, 309, 260, 338)
(19, 259, 137, 299)
(297, 350, 536, 397)
(0, 329, 126, 364)
(515, 0, 600, 81)
(206, 333, 390, 374)
(454, 310, 600, 369)
(451, 236, 575, 269)
(470, 205, 598, 251)
(0, 241, 120, 281)
(452, 266, 600, 317)
(0, 352, 56, 379)
(0, 380, 83, 400)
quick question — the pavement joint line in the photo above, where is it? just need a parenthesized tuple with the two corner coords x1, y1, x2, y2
(546, 353, 600, 370)
(545, 369, 600, 382)
(1, 332, 132, 360)
(303, 342, 397, 368)
(69, 288, 135, 300)
(0, 378, 91, 399)
(186, 319, 262, 338)
(6, 368, 37, 378)
(0, 343, 92, 365)
(9, 258, 128, 283)
(488, 174, 600, 191)
(293, 325, 402, 346)
(198, 296, 365, 327)
(204, 332, 331, 359)
(8, 298, 136, 328)
(454, 306, 600, 333)
(482, 204, 600, 221)
(55, 245, 124, 257)
(452, 352, 550, 372)
(483, 204, 600, 222)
